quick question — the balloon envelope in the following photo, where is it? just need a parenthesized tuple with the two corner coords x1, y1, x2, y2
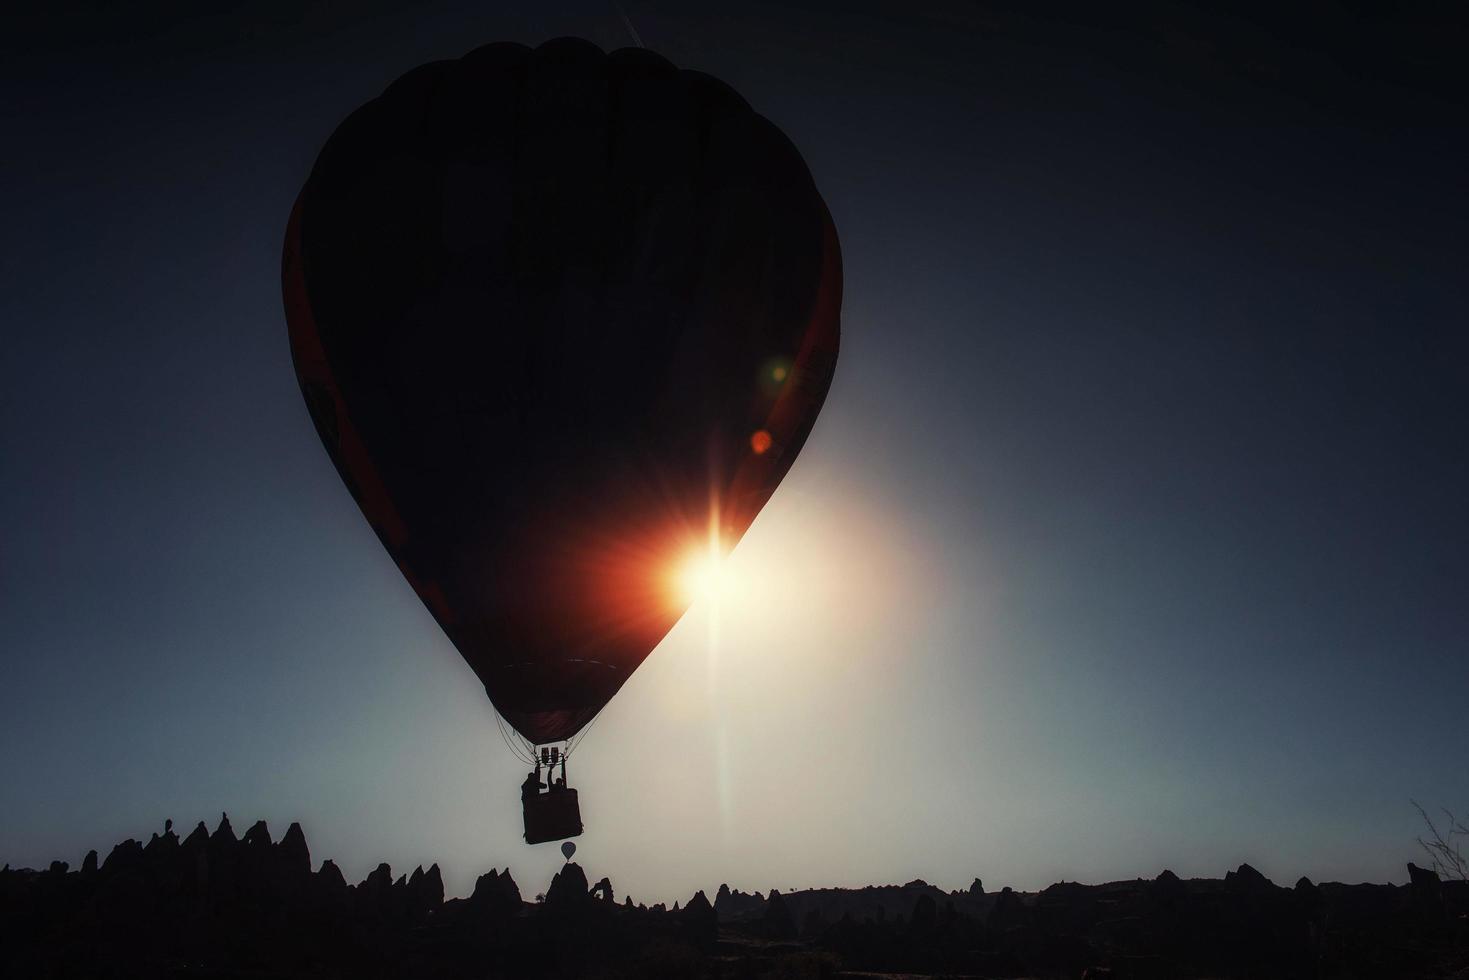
(283, 38, 841, 745)
(561, 841, 576, 861)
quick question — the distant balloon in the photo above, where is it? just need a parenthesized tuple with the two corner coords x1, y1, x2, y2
(561, 841, 576, 862)
(283, 37, 841, 748)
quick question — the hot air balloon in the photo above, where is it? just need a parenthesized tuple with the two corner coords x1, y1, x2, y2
(282, 38, 841, 844)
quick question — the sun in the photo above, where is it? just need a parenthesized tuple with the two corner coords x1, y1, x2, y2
(667, 504, 752, 612)
(677, 548, 731, 606)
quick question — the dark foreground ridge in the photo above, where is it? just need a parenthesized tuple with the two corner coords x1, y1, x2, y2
(3, 817, 1466, 979)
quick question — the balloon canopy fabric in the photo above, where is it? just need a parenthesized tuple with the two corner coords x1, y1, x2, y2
(283, 38, 841, 745)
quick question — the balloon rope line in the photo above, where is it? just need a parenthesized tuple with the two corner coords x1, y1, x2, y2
(491, 712, 522, 763)
(564, 703, 608, 759)
(493, 710, 537, 766)
(613, 2, 645, 48)
(489, 699, 604, 764)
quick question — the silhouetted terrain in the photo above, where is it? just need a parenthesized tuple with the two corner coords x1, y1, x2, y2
(3, 817, 1466, 978)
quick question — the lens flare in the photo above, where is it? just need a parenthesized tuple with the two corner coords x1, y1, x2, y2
(750, 429, 772, 455)
(678, 551, 726, 605)
(669, 500, 738, 610)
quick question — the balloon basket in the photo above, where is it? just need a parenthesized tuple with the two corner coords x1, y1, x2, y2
(523, 788, 583, 845)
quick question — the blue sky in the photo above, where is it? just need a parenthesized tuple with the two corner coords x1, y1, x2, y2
(3, 2, 1465, 902)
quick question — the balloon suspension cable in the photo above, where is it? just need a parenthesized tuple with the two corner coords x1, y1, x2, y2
(563, 703, 609, 759)
(613, 1, 645, 49)
(493, 704, 601, 767)
(492, 710, 539, 767)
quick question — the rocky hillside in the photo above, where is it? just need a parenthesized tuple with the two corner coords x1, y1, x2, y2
(3, 816, 1466, 978)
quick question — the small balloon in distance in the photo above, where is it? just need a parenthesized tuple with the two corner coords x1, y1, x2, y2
(561, 841, 576, 862)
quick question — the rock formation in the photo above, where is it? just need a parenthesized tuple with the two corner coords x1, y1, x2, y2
(1, 819, 1465, 978)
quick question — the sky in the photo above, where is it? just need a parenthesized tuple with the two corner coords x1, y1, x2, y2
(2, 2, 1465, 904)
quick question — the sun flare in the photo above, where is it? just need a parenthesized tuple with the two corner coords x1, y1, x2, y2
(677, 548, 731, 606)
